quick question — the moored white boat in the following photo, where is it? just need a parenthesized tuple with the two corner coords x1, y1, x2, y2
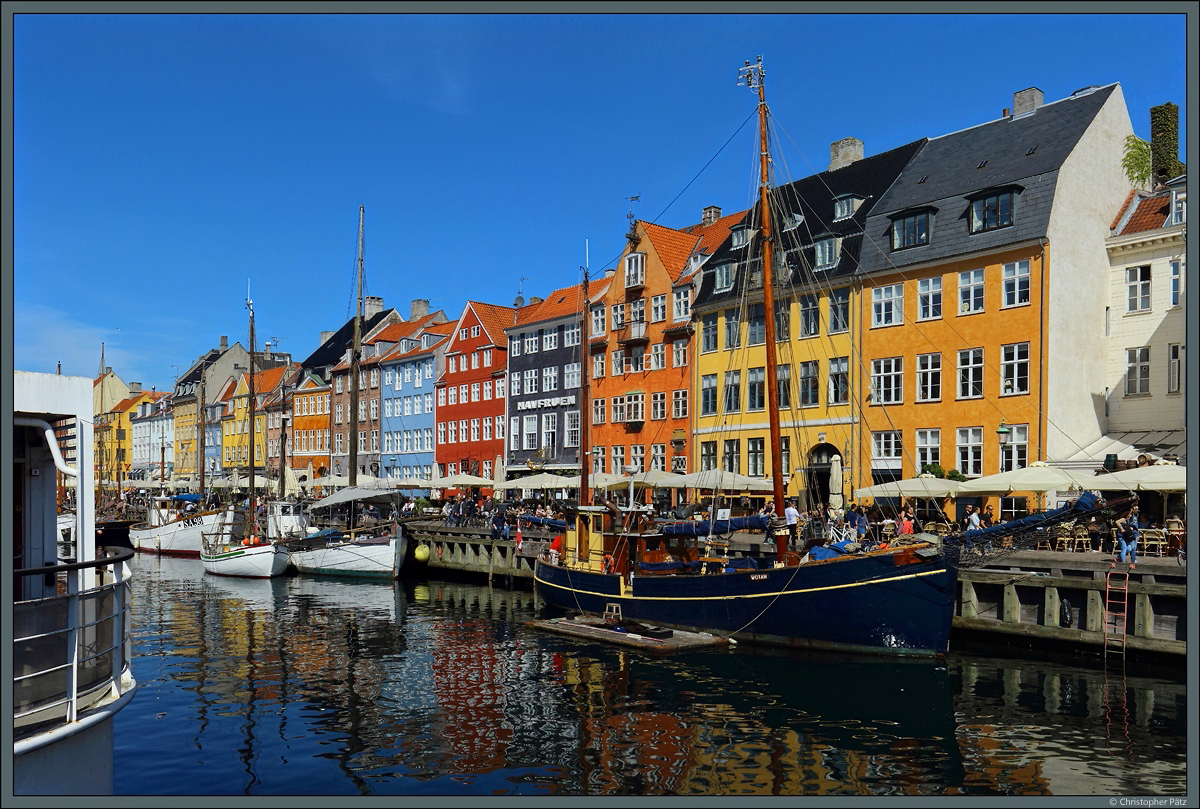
(287, 526, 407, 579)
(130, 494, 223, 557)
(201, 506, 290, 578)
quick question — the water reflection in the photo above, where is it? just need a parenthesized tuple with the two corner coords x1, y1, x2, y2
(116, 555, 1187, 796)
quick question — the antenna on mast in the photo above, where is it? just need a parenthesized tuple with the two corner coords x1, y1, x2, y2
(737, 55, 764, 89)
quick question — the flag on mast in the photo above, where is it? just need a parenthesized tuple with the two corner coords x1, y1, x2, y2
(515, 521, 523, 552)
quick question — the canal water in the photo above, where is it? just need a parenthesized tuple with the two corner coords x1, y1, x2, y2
(113, 555, 1188, 797)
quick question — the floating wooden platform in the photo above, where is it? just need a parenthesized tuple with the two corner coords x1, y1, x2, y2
(527, 616, 732, 654)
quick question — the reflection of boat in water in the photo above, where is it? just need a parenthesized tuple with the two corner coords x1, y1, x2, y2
(130, 494, 223, 557)
(201, 565, 292, 610)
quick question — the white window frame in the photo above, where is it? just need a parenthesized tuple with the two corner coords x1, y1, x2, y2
(958, 269, 985, 315)
(916, 352, 941, 402)
(999, 423, 1028, 473)
(1126, 266, 1151, 313)
(1125, 346, 1151, 396)
(871, 357, 903, 405)
(872, 284, 903, 327)
(1000, 342, 1030, 395)
(651, 294, 667, 322)
(1168, 343, 1181, 394)
(1002, 260, 1031, 308)
(814, 236, 838, 270)
(956, 426, 983, 477)
(918, 277, 942, 320)
(958, 348, 984, 399)
(915, 428, 940, 473)
(871, 431, 902, 470)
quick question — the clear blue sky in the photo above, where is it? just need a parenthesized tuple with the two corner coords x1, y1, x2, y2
(11, 10, 1189, 394)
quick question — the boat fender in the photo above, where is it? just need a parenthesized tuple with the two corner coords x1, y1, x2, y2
(1060, 597, 1074, 628)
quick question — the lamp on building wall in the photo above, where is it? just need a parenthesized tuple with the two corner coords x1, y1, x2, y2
(996, 420, 1011, 445)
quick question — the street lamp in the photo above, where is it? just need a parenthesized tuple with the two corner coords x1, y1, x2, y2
(996, 420, 1010, 445)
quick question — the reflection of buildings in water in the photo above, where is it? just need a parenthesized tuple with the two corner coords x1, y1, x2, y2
(952, 660, 1187, 795)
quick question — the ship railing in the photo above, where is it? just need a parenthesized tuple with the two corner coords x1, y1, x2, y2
(13, 547, 137, 751)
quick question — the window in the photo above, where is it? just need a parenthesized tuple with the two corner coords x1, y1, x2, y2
(483, 382, 492, 400)
(611, 396, 626, 424)
(625, 252, 645, 287)
(542, 366, 558, 392)
(799, 294, 819, 337)
(672, 339, 688, 368)
(460, 328, 469, 340)
(626, 393, 645, 422)
(592, 398, 606, 425)
(425, 393, 433, 413)
(470, 418, 480, 442)
(700, 441, 717, 470)
(829, 357, 849, 405)
(747, 438, 765, 477)
(999, 423, 1028, 473)
(872, 357, 903, 404)
(958, 269, 985, 314)
(916, 429, 940, 472)
(828, 287, 849, 333)
(335, 403, 344, 425)
(1170, 261, 1181, 307)
(629, 298, 645, 327)
(780, 436, 791, 475)
(958, 348, 984, 399)
(611, 446, 625, 475)
(740, 303, 764, 345)
(495, 377, 505, 398)
(482, 348, 492, 366)
(564, 323, 580, 347)
(495, 417, 504, 440)
(335, 376, 344, 394)
(564, 362, 581, 389)
(672, 389, 688, 419)
(471, 352, 479, 369)
(918, 277, 942, 320)
(565, 411, 580, 447)
(482, 418, 491, 441)
(1168, 344, 1181, 393)
(1125, 347, 1150, 395)
(969, 190, 1013, 233)
(731, 226, 750, 248)
(1000, 342, 1029, 395)
(611, 304, 626, 332)
(956, 427, 983, 476)
(815, 237, 838, 269)
(470, 382, 480, 402)
(437, 388, 446, 407)
(723, 439, 740, 473)
(773, 303, 790, 341)
(673, 289, 690, 319)
(630, 444, 645, 473)
(772, 363, 790, 409)
(524, 368, 538, 394)
(891, 211, 930, 249)
(724, 309, 741, 349)
(916, 353, 942, 402)
(872, 284, 903, 327)
(650, 343, 666, 370)
(543, 329, 558, 351)
(1126, 266, 1151, 312)
(714, 262, 735, 291)
(523, 415, 538, 450)
(591, 304, 606, 336)
(542, 413, 557, 450)
(612, 349, 625, 375)
(1172, 190, 1186, 224)
(525, 332, 539, 353)
(459, 420, 468, 442)
(701, 374, 718, 415)
(747, 367, 766, 410)
(1002, 260, 1030, 307)
(651, 294, 667, 322)
(471, 325, 480, 338)
(592, 446, 605, 474)
(723, 371, 741, 413)
(592, 353, 604, 378)
(701, 314, 718, 352)
(651, 391, 666, 420)
(651, 443, 666, 471)
(834, 196, 857, 221)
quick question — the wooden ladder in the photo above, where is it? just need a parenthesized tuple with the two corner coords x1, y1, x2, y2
(1104, 568, 1130, 659)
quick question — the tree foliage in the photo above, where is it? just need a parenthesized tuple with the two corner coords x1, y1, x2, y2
(1122, 134, 1152, 188)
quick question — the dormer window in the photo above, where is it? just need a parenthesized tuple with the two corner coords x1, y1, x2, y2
(890, 209, 932, 250)
(624, 252, 646, 288)
(967, 186, 1019, 234)
(833, 196, 859, 221)
(814, 236, 839, 270)
(731, 226, 750, 248)
(714, 262, 735, 291)
(1171, 189, 1186, 225)
(783, 212, 804, 231)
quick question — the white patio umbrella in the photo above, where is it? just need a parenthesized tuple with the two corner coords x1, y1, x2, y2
(308, 473, 352, 488)
(389, 476, 436, 489)
(623, 469, 689, 489)
(430, 472, 494, 488)
(828, 455, 844, 509)
(854, 473, 963, 500)
(1092, 462, 1187, 492)
(587, 471, 631, 489)
(675, 469, 774, 492)
(956, 461, 1098, 495)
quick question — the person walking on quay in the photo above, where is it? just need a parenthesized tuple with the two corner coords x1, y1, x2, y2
(1114, 506, 1141, 568)
(784, 499, 800, 549)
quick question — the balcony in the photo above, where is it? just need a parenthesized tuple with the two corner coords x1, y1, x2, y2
(616, 319, 648, 346)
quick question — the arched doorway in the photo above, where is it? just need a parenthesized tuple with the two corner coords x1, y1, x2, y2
(804, 443, 842, 510)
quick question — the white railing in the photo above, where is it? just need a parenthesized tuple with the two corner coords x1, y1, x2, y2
(13, 548, 136, 751)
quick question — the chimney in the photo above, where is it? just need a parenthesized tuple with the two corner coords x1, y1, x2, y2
(1149, 102, 1181, 186)
(529, 296, 543, 305)
(320, 330, 334, 345)
(1002, 107, 1010, 118)
(1012, 87, 1044, 116)
(219, 335, 228, 352)
(702, 205, 722, 226)
(363, 296, 384, 319)
(411, 299, 430, 320)
(604, 267, 616, 277)
(829, 137, 864, 171)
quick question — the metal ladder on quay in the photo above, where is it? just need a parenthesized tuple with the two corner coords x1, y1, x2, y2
(1103, 567, 1130, 661)
(1102, 567, 1133, 760)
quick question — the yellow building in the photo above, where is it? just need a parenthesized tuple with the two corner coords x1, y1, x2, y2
(218, 367, 290, 478)
(95, 390, 155, 492)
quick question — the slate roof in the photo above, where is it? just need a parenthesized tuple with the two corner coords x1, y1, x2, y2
(857, 84, 1119, 276)
(300, 308, 400, 371)
(693, 137, 927, 308)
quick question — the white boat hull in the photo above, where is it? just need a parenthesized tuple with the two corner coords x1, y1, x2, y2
(201, 542, 290, 578)
(289, 533, 407, 579)
(131, 510, 223, 557)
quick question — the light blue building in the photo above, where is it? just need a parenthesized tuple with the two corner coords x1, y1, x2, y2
(379, 323, 453, 485)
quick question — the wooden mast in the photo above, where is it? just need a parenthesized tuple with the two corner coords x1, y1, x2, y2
(349, 206, 363, 488)
(742, 56, 787, 560)
(578, 267, 591, 508)
(198, 372, 206, 499)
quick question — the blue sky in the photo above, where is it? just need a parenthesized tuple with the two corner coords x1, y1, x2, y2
(10, 10, 1189, 394)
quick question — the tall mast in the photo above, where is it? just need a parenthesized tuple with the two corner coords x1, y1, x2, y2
(578, 264, 591, 508)
(741, 57, 787, 543)
(247, 288, 257, 539)
(349, 205, 363, 488)
(197, 374, 206, 497)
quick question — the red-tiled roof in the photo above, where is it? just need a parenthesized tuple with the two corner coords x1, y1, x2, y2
(1110, 189, 1138, 231)
(1120, 192, 1172, 235)
(251, 365, 289, 394)
(642, 222, 701, 283)
(682, 209, 747, 257)
(469, 301, 521, 344)
(516, 279, 610, 327)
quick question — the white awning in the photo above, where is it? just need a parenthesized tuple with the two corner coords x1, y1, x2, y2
(1053, 430, 1186, 470)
